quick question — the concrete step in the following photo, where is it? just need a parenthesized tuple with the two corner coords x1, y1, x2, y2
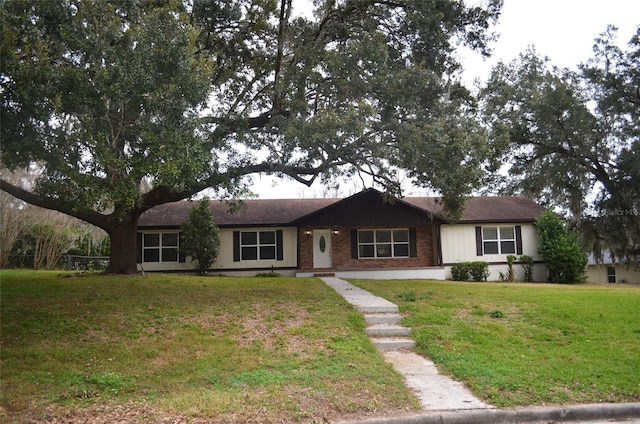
(373, 337, 416, 351)
(365, 324, 412, 337)
(355, 303, 398, 314)
(364, 313, 403, 325)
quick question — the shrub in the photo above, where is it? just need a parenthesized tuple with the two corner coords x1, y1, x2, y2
(451, 261, 489, 281)
(518, 254, 535, 282)
(180, 198, 221, 274)
(451, 262, 472, 281)
(469, 261, 489, 281)
(506, 255, 517, 281)
(535, 210, 587, 283)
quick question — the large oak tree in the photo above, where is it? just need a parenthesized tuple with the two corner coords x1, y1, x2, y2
(1, 0, 501, 273)
(481, 26, 640, 265)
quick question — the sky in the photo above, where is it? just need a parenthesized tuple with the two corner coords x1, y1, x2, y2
(248, 0, 640, 199)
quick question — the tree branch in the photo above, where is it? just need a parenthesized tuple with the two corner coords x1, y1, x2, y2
(0, 179, 108, 229)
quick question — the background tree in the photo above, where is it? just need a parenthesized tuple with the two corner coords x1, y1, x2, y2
(535, 210, 587, 284)
(180, 198, 221, 274)
(0, 169, 31, 268)
(481, 26, 640, 265)
(1, 0, 501, 273)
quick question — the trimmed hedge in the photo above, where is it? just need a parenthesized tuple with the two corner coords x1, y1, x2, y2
(451, 261, 489, 282)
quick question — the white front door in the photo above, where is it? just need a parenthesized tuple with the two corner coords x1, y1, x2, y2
(313, 230, 332, 268)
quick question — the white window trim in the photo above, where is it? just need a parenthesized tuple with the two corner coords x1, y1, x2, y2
(482, 226, 516, 255)
(358, 228, 410, 259)
(142, 232, 179, 263)
(240, 230, 277, 261)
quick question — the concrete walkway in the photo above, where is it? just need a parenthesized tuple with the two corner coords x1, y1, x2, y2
(320, 277, 493, 411)
(320, 276, 640, 424)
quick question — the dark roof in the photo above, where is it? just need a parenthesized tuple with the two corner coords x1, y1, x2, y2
(404, 196, 547, 223)
(138, 198, 338, 228)
(138, 191, 545, 228)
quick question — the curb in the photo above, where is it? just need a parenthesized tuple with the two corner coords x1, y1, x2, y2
(334, 403, 640, 424)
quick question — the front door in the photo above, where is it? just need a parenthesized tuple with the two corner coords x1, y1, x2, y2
(313, 230, 332, 268)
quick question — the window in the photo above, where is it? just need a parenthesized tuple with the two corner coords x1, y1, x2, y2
(240, 230, 276, 261)
(481, 226, 516, 255)
(142, 232, 179, 263)
(607, 266, 616, 283)
(358, 229, 409, 259)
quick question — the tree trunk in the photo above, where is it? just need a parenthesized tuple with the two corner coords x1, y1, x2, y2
(106, 213, 141, 274)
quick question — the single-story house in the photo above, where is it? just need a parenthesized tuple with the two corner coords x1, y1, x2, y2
(137, 188, 548, 280)
(585, 251, 640, 284)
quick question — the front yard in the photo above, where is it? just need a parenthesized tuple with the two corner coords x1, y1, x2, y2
(351, 279, 640, 407)
(2, 271, 639, 423)
(0, 271, 417, 423)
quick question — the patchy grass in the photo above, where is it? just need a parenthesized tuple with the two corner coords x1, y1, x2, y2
(350, 279, 640, 407)
(0, 271, 419, 423)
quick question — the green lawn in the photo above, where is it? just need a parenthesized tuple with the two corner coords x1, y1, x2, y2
(0, 271, 418, 423)
(351, 279, 640, 407)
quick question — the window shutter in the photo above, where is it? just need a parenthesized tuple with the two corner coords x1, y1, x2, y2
(178, 232, 186, 263)
(515, 225, 523, 255)
(276, 230, 283, 261)
(409, 228, 417, 257)
(475, 226, 483, 256)
(137, 232, 143, 263)
(233, 231, 240, 262)
(351, 229, 358, 259)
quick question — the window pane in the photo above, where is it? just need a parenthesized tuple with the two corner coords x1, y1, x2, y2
(144, 248, 159, 262)
(394, 244, 409, 257)
(242, 246, 257, 260)
(483, 241, 499, 254)
(359, 245, 374, 258)
(499, 227, 514, 239)
(260, 246, 276, 260)
(162, 233, 178, 246)
(241, 232, 257, 245)
(377, 244, 392, 257)
(144, 233, 159, 247)
(259, 231, 275, 244)
(482, 227, 498, 240)
(393, 229, 409, 242)
(359, 230, 374, 243)
(500, 241, 516, 254)
(376, 230, 391, 243)
(162, 248, 178, 262)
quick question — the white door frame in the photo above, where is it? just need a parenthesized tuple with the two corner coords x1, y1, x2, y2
(313, 229, 332, 268)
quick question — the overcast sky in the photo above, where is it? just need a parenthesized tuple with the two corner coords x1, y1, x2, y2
(249, 0, 640, 199)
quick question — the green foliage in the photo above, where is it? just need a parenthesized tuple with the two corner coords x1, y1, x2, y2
(535, 210, 587, 283)
(505, 255, 516, 282)
(481, 26, 639, 265)
(489, 310, 505, 319)
(451, 262, 472, 281)
(1, 0, 502, 273)
(397, 290, 416, 302)
(518, 255, 535, 282)
(179, 198, 220, 273)
(451, 261, 489, 281)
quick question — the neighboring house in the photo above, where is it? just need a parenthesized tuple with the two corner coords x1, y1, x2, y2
(585, 251, 640, 284)
(136, 188, 547, 280)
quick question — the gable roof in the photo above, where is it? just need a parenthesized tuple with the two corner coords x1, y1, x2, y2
(138, 190, 545, 228)
(292, 188, 444, 227)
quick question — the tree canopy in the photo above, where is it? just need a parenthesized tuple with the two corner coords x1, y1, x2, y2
(481, 26, 640, 265)
(1, 0, 501, 273)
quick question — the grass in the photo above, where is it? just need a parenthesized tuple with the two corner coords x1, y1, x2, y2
(350, 279, 640, 407)
(0, 270, 419, 423)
